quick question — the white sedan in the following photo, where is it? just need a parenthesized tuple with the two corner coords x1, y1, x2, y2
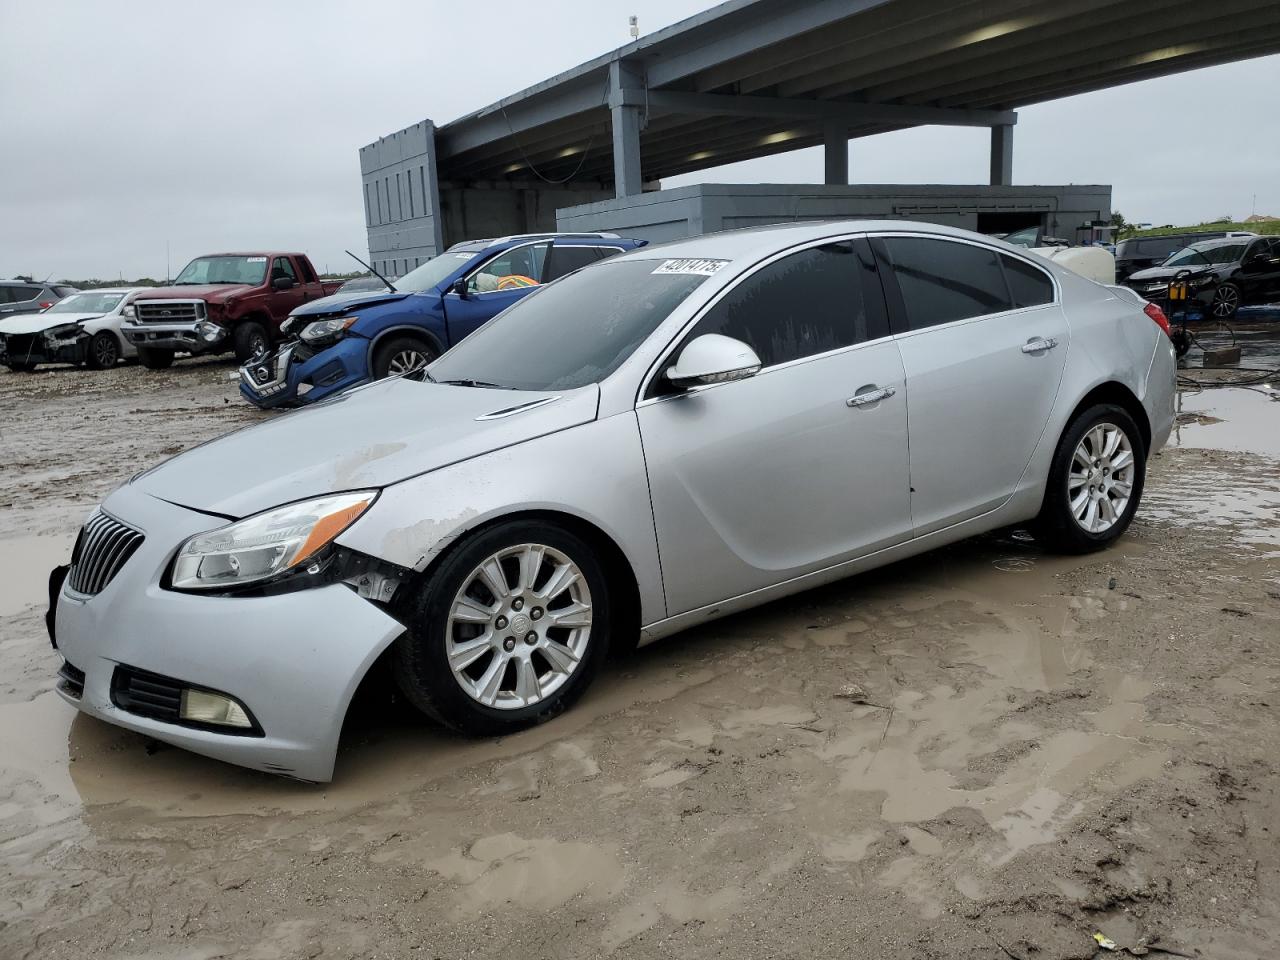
(0, 288, 146, 372)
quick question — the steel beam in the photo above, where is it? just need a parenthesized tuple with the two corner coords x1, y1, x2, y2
(644, 90, 1015, 128)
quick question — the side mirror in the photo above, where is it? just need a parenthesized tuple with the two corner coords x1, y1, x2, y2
(450, 278, 469, 299)
(665, 334, 761, 389)
(271, 276, 295, 291)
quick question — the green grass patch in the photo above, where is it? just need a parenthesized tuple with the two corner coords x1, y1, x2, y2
(1122, 220, 1280, 239)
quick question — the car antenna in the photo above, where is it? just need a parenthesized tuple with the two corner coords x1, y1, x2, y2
(345, 250, 396, 292)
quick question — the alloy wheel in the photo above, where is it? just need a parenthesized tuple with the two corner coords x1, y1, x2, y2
(446, 543, 593, 709)
(1210, 284, 1239, 318)
(1067, 422, 1135, 534)
(94, 335, 118, 367)
(388, 349, 429, 378)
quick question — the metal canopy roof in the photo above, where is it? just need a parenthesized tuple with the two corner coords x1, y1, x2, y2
(431, 0, 1280, 184)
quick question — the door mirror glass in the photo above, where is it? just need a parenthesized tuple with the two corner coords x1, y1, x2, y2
(665, 334, 761, 389)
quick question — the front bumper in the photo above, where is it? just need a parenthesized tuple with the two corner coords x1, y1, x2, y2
(52, 483, 405, 782)
(1, 330, 90, 366)
(122, 320, 227, 354)
(239, 337, 371, 410)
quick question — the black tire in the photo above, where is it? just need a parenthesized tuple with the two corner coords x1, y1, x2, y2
(1032, 403, 1146, 554)
(136, 345, 175, 369)
(1208, 282, 1241, 320)
(372, 335, 438, 380)
(393, 519, 612, 736)
(233, 321, 270, 363)
(86, 331, 121, 370)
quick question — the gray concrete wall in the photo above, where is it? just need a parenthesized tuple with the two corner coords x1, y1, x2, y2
(556, 183, 1112, 244)
(438, 182, 614, 248)
(359, 120, 444, 277)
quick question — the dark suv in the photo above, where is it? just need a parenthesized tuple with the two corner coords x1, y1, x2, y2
(0, 280, 79, 317)
(1122, 236, 1280, 319)
(1114, 231, 1253, 282)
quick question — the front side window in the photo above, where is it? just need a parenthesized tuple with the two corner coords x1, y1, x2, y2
(681, 242, 882, 368)
(174, 256, 269, 286)
(271, 258, 298, 283)
(466, 243, 549, 294)
(880, 236, 1012, 330)
(428, 259, 710, 391)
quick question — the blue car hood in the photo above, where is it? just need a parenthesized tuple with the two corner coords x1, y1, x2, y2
(131, 380, 600, 517)
(293, 290, 413, 317)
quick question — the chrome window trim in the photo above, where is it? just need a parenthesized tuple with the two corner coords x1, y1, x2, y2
(635, 231, 890, 406)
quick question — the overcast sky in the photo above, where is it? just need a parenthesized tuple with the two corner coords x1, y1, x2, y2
(2, 0, 1277, 280)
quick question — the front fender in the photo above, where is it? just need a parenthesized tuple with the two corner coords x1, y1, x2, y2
(335, 412, 666, 627)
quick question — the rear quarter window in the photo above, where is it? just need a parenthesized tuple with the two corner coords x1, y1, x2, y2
(1000, 255, 1054, 308)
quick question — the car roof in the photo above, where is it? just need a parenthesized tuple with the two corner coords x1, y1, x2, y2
(1, 279, 53, 286)
(612, 219, 1009, 265)
(1183, 237, 1248, 250)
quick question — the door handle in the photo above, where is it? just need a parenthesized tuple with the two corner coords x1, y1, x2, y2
(1021, 336, 1059, 354)
(846, 386, 895, 408)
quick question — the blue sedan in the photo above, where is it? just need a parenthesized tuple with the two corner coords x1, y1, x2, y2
(239, 233, 646, 408)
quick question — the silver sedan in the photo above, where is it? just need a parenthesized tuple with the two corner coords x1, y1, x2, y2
(50, 221, 1176, 781)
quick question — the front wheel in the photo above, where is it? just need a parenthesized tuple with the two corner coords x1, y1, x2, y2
(372, 336, 437, 381)
(233, 321, 270, 364)
(86, 331, 121, 370)
(136, 345, 175, 369)
(1208, 282, 1241, 320)
(393, 520, 611, 736)
(1032, 404, 1146, 554)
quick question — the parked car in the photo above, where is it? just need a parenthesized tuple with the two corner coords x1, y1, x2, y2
(1122, 236, 1280, 319)
(0, 288, 145, 372)
(239, 233, 647, 409)
(49, 220, 1175, 781)
(0, 279, 79, 318)
(1114, 231, 1255, 282)
(121, 253, 343, 368)
(336, 275, 397, 294)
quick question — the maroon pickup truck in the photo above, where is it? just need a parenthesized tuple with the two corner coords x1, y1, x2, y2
(122, 252, 342, 368)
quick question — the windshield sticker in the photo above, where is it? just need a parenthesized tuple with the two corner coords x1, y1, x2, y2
(455, 253, 477, 260)
(652, 258, 729, 276)
(247, 256, 267, 262)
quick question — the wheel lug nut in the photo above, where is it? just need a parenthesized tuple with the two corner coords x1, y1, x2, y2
(495, 615, 508, 629)
(531, 607, 543, 620)
(503, 637, 515, 652)
(512, 598, 524, 611)
(524, 631, 538, 645)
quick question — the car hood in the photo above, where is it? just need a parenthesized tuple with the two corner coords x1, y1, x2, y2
(1126, 264, 1217, 283)
(132, 379, 600, 517)
(0, 311, 105, 334)
(134, 284, 256, 303)
(292, 290, 411, 317)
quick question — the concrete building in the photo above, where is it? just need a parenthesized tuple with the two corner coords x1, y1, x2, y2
(360, 0, 1280, 273)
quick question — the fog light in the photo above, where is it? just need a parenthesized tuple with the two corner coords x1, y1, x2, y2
(180, 688, 252, 728)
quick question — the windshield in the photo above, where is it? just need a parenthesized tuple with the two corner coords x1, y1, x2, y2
(999, 226, 1040, 248)
(395, 250, 482, 293)
(428, 259, 712, 391)
(1163, 242, 1245, 268)
(45, 292, 126, 314)
(174, 256, 268, 285)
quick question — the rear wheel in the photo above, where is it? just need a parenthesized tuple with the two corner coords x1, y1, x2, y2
(86, 331, 121, 370)
(136, 345, 175, 369)
(1032, 404, 1146, 554)
(372, 335, 437, 380)
(1208, 282, 1241, 319)
(233, 321, 270, 363)
(393, 519, 611, 736)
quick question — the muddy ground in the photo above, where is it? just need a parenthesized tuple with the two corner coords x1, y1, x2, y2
(1, 336, 1278, 960)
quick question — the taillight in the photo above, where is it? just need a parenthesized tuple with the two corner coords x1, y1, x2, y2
(1143, 301, 1171, 337)
(38, 301, 54, 310)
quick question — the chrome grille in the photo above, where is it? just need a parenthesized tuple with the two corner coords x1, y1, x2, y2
(67, 511, 144, 596)
(135, 300, 204, 323)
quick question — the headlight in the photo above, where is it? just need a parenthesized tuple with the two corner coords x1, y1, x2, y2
(1190, 274, 1216, 288)
(43, 323, 83, 342)
(122, 305, 135, 318)
(300, 316, 359, 345)
(170, 491, 377, 591)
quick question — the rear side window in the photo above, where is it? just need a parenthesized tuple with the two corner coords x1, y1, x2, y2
(7, 285, 44, 303)
(1000, 254, 1054, 308)
(544, 246, 611, 282)
(880, 236, 1011, 330)
(686, 241, 885, 368)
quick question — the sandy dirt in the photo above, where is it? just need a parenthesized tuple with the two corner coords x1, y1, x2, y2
(0, 346, 1278, 960)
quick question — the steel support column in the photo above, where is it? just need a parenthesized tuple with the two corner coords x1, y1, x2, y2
(990, 123, 1013, 186)
(823, 120, 849, 185)
(609, 60, 645, 198)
